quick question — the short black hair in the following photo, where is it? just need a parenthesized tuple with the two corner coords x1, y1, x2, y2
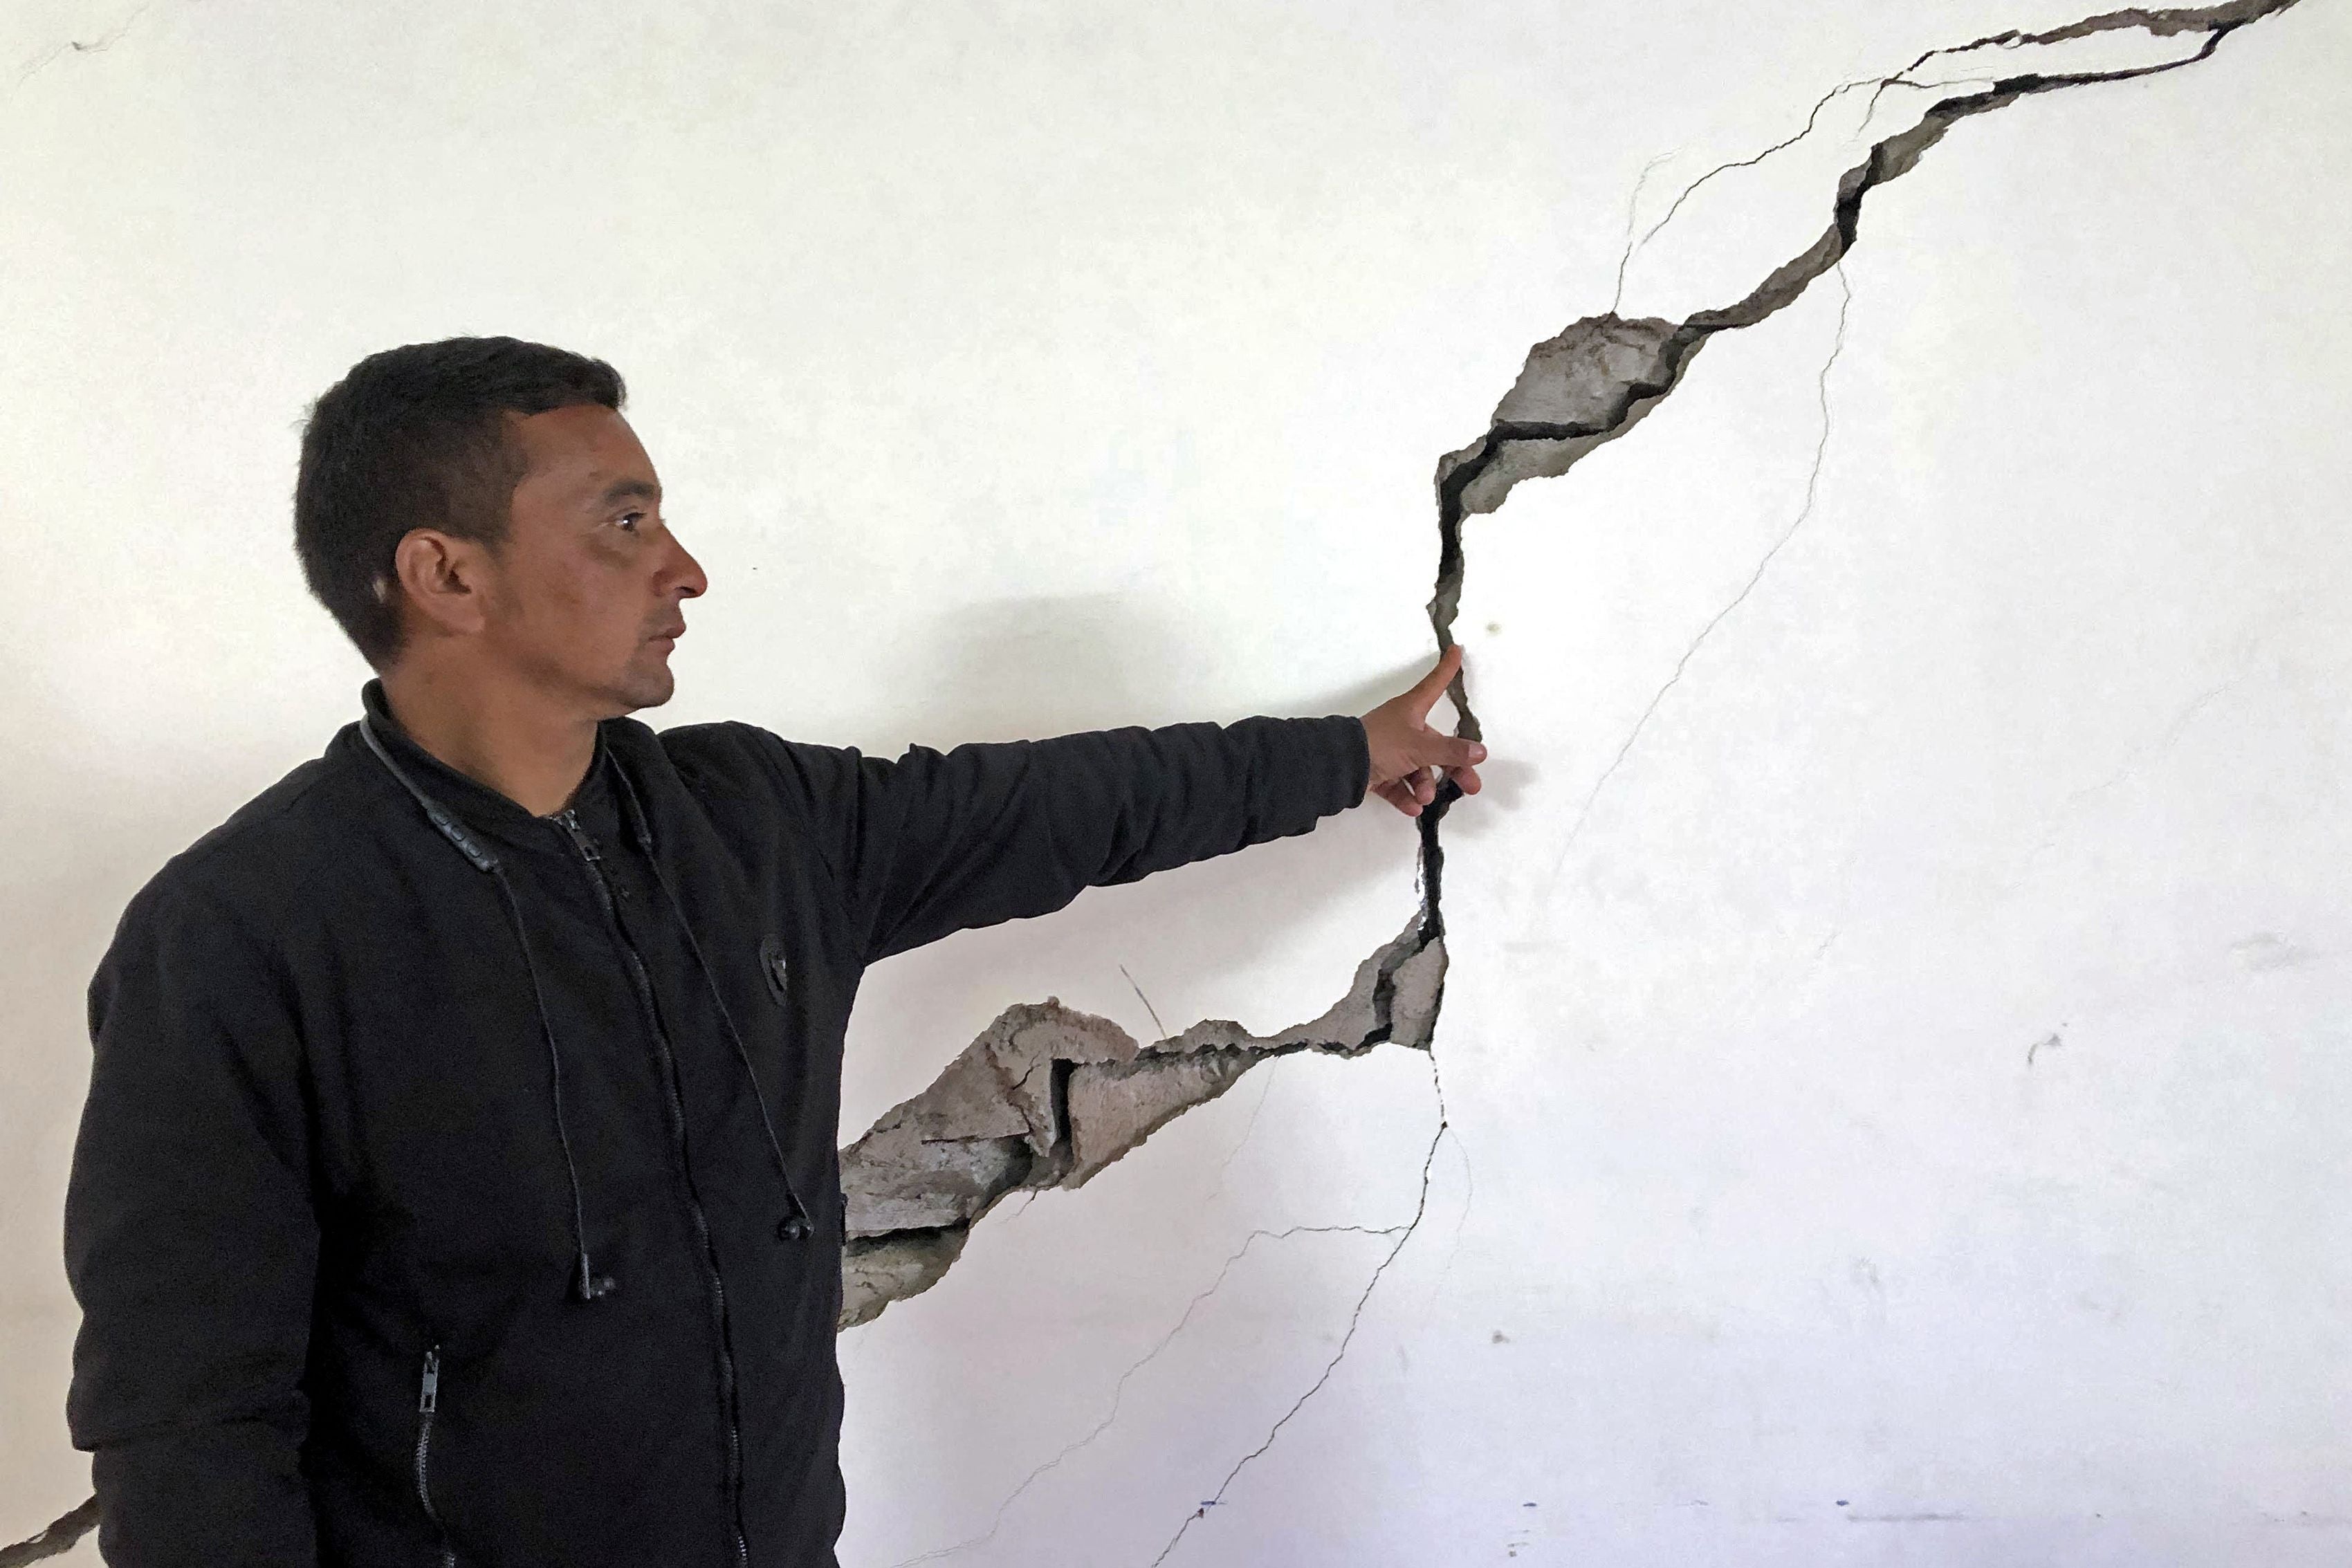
(294, 336, 626, 669)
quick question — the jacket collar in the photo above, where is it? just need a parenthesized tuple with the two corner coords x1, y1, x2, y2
(356, 677, 621, 854)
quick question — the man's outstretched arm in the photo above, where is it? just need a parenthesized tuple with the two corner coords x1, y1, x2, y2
(750, 647, 1486, 965)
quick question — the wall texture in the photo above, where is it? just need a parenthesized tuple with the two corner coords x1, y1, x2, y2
(4, 1, 2346, 1563)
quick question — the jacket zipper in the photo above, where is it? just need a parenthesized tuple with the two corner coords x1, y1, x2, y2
(553, 809, 753, 1568)
(416, 1345, 457, 1568)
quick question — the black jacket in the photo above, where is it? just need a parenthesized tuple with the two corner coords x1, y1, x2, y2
(63, 678, 1368, 1567)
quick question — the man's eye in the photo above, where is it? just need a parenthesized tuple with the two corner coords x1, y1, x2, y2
(616, 512, 644, 533)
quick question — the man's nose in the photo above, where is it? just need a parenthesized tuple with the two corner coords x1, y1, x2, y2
(668, 532, 709, 600)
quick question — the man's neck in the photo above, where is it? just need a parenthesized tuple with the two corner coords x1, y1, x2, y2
(379, 660, 600, 819)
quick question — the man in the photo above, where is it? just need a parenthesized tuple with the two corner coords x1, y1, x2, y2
(62, 337, 1486, 1567)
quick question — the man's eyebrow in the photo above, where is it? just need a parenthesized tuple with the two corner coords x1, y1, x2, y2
(591, 477, 663, 507)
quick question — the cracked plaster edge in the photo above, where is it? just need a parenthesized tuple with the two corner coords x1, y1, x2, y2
(1424, 0, 2303, 745)
(836, 918, 1445, 1329)
(1, 0, 2309, 1558)
(1145, 0, 2302, 1556)
(867, 3, 2310, 1551)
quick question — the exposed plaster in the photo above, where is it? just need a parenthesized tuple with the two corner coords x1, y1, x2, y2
(847, 5, 2304, 1553)
(1, 1, 2306, 1560)
(838, 916, 1446, 1328)
(1134, 2, 2301, 1558)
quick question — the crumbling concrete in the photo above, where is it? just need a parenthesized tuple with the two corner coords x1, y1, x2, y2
(838, 919, 1445, 1327)
(845, 0, 2308, 1345)
(1, 1, 2307, 1560)
(1424, 0, 2302, 746)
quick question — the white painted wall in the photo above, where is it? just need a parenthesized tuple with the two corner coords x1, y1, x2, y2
(4, 2, 2346, 1562)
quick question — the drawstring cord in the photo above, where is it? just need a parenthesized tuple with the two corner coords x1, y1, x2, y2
(490, 867, 615, 1301)
(606, 762, 816, 1242)
(360, 713, 814, 1311)
(358, 716, 611, 1302)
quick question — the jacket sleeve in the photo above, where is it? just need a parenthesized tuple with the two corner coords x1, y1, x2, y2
(755, 714, 1369, 965)
(64, 876, 320, 1568)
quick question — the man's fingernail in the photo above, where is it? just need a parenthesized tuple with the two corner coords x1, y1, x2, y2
(1471, 745, 1487, 761)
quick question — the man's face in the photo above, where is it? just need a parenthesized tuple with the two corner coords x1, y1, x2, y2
(474, 403, 707, 716)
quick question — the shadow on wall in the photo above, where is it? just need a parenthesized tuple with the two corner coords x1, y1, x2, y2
(873, 591, 1229, 746)
(874, 586, 1537, 806)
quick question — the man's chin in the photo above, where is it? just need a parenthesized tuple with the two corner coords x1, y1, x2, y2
(603, 660, 677, 716)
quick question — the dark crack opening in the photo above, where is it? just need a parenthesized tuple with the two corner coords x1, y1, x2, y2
(1128, 2, 2298, 1560)
(4, 2, 2306, 1560)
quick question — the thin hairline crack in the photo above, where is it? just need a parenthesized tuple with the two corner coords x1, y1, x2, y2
(0, 3, 2304, 1562)
(1139, 6, 2296, 1560)
(838, 2, 2301, 1562)
(836, 911, 1448, 1329)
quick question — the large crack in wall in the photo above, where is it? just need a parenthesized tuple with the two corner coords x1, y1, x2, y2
(838, 919, 1446, 1327)
(937, 3, 2310, 1562)
(0, 1, 2305, 1559)
(843, 0, 2303, 1323)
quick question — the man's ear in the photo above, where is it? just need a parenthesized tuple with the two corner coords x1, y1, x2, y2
(389, 528, 495, 638)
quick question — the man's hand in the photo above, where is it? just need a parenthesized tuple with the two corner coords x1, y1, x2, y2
(1360, 645, 1486, 817)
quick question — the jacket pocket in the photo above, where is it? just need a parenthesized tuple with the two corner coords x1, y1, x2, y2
(414, 1345, 457, 1568)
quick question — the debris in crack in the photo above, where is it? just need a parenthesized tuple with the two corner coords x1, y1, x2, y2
(836, 916, 1446, 1328)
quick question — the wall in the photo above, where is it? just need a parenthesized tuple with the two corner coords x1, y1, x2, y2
(3, 1, 2346, 1562)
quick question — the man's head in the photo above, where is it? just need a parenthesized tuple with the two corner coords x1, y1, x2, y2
(295, 336, 706, 714)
